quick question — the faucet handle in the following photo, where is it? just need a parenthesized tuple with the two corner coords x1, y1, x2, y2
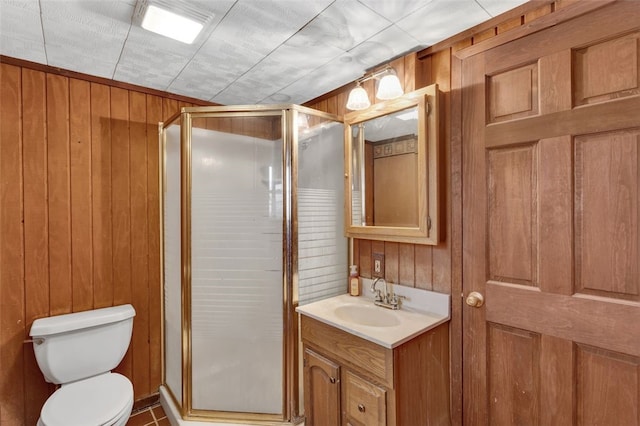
(389, 294, 407, 308)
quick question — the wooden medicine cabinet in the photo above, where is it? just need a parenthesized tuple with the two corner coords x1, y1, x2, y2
(344, 84, 440, 244)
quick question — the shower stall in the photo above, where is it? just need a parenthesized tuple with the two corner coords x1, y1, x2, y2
(160, 105, 347, 424)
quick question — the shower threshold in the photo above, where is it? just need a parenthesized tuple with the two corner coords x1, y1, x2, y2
(159, 386, 304, 426)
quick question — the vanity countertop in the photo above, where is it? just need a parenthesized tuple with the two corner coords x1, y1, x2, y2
(296, 285, 450, 349)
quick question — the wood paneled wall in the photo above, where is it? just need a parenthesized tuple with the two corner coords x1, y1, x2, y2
(0, 61, 205, 425)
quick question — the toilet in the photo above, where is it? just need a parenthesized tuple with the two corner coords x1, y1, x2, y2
(29, 304, 136, 426)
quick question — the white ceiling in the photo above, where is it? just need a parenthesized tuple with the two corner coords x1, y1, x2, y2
(0, 0, 528, 105)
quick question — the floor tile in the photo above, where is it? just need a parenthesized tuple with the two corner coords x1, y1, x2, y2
(156, 417, 171, 426)
(152, 404, 167, 419)
(127, 408, 154, 426)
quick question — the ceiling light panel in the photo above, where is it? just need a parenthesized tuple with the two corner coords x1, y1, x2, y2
(133, 0, 215, 44)
(141, 5, 203, 44)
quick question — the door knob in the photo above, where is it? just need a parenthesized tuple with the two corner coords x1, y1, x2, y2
(465, 291, 484, 308)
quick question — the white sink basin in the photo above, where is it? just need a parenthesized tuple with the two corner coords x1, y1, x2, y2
(333, 304, 401, 327)
(296, 290, 451, 348)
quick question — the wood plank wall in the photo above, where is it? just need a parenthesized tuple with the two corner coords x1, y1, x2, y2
(0, 61, 205, 425)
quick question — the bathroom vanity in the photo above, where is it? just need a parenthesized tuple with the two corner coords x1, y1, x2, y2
(297, 289, 450, 426)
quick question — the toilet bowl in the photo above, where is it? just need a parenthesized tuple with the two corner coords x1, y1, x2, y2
(30, 305, 136, 426)
(36, 373, 133, 426)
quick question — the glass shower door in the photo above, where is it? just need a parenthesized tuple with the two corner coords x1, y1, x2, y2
(296, 112, 347, 305)
(163, 119, 182, 406)
(189, 114, 284, 416)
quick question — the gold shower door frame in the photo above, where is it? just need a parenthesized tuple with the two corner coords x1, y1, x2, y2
(159, 105, 342, 424)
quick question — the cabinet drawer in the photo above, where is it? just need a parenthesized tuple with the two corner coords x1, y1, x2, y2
(301, 315, 393, 386)
(343, 370, 386, 426)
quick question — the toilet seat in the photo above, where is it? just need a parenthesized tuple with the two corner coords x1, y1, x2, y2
(39, 372, 133, 426)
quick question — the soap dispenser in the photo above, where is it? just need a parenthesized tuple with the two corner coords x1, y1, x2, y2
(349, 265, 360, 296)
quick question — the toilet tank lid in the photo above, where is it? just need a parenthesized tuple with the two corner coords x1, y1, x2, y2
(30, 304, 136, 337)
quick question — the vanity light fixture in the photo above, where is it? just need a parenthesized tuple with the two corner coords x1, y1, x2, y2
(346, 82, 371, 111)
(134, 0, 211, 44)
(346, 66, 404, 110)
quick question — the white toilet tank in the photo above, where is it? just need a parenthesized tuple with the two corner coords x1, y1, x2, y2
(30, 304, 136, 384)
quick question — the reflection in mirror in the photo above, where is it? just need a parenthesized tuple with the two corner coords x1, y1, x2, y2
(344, 85, 439, 245)
(352, 106, 419, 227)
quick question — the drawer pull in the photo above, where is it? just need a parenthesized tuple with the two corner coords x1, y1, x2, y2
(330, 377, 337, 384)
(358, 404, 366, 413)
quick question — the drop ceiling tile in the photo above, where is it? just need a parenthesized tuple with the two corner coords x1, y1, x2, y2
(396, 0, 491, 46)
(475, 0, 528, 17)
(169, 41, 263, 99)
(211, 88, 261, 106)
(347, 25, 422, 69)
(287, 0, 392, 52)
(40, 0, 132, 77)
(357, 0, 434, 22)
(267, 53, 365, 104)
(114, 27, 198, 89)
(168, 62, 250, 100)
(211, 41, 345, 104)
(169, 57, 248, 100)
(114, 63, 178, 92)
(40, 0, 133, 37)
(0, 0, 46, 62)
(201, 0, 333, 58)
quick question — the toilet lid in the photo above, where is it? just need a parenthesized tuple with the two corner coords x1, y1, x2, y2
(41, 373, 133, 426)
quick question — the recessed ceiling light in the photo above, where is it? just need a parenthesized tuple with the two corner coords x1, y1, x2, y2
(139, 3, 205, 44)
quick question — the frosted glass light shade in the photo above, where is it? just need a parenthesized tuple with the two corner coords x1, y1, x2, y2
(346, 86, 371, 110)
(376, 74, 403, 100)
(142, 5, 203, 44)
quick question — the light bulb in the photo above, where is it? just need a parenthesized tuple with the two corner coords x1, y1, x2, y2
(376, 74, 403, 100)
(346, 86, 371, 110)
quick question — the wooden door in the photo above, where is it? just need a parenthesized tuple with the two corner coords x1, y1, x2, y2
(303, 348, 341, 426)
(462, 2, 640, 425)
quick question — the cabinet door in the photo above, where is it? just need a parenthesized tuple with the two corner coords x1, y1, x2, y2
(304, 348, 341, 426)
(343, 370, 386, 426)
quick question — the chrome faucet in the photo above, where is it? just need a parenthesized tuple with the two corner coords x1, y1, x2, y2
(370, 277, 406, 310)
(370, 277, 386, 302)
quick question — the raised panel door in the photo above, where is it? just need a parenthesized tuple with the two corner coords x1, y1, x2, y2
(462, 2, 640, 425)
(304, 348, 341, 426)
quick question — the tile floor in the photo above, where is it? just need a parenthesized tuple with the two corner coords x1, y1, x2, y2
(127, 403, 170, 426)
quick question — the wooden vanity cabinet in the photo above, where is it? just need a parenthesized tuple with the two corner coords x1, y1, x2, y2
(301, 315, 450, 426)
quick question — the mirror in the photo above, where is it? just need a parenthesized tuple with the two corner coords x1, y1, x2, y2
(344, 84, 439, 244)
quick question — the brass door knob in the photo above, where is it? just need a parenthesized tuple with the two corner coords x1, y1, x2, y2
(465, 291, 484, 308)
